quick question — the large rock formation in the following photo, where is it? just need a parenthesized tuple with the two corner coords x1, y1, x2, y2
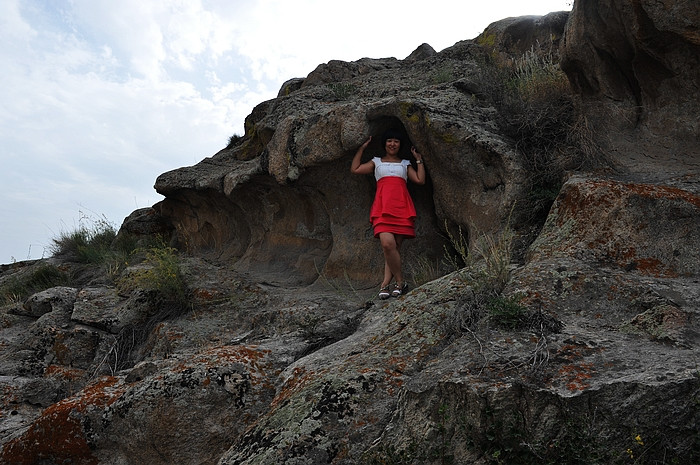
(560, 0, 700, 167)
(152, 40, 527, 287)
(1, 1, 699, 464)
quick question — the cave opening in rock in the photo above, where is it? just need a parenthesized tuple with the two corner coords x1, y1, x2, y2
(365, 116, 414, 160)
(347, 115, 451, 287)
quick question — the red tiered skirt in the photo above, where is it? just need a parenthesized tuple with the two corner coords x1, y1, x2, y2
(370, 176, 416, 238)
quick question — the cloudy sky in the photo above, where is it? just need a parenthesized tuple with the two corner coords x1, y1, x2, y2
(0, 0, 571, 264)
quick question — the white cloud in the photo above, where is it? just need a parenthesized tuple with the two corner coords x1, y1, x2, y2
(0, 0, 35, 41)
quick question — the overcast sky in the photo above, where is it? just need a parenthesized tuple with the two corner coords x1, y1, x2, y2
(0, 0, 571, 264)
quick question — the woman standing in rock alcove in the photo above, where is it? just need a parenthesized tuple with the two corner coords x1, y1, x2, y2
(350, 129, 426, 299)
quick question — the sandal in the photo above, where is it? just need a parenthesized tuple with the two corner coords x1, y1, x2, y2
(392, 282, 408, 297)
(378, 285, 392, 300)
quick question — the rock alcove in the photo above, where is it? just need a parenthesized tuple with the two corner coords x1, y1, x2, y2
(156, 115, 456, 287)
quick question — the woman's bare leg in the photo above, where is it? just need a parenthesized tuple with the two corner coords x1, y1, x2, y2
(379, 232, 404, 287)
(382, 261, 393, 288)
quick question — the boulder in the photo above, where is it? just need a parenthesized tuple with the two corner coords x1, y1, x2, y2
(71, 285, 152, 334)
(560, 0, 700, 154)
(476, 11, 570, 59)
(16, 286, 78, 318)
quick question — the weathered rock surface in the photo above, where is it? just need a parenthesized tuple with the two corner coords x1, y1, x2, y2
(1, 2, 699, 464)
(561, 0, 700, 166)
(18, 286, 78, 318)
(477, 11, 570, 59)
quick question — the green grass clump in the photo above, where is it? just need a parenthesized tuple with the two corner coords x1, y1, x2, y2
(327, 82, 356, 100)
(49, 213, 143, 281)
(226, 133, 242, 149)
(487, 294, 527, 330)
(431, 67, 454, 84)
(118, 245, 189, 312)
(0, 264, 70, 305)
(50, 214, 119, 264)
(508, 47, 570, 104)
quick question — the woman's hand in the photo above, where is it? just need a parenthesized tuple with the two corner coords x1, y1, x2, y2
(411, 146, 423, 161)
(351, 136, 375, 175)
(408, 146, 426, 185)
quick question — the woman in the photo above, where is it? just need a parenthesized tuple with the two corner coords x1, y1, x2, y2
(350, 129, 426, 299)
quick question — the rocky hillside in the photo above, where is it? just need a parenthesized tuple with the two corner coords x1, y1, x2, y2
(1, 1, 699, 464)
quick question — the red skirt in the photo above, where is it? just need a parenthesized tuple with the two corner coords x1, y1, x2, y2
(370, 176, 416, 238)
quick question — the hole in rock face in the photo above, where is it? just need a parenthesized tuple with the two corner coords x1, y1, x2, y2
(332, 115, 448, 285)
(229, 115, 447, 287)
(163, 115, 449, 287)
(365, 116, 414, 159)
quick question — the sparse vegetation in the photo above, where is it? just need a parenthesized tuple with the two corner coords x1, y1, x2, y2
(314, 261, 365, 305)
(117, 244, 190, 312)
(472, 225, 514, 294)
(503, 46, 602, 183)
(487, 294, 527, 330)
(0, 264, 71, 305)
(472, 43, 609, 231)
(49, 212, 139, 279)
(457, 40, 616, 270)
(438, 217, 563, 388)
(364, 443, 419, 465)
(442, 217, 514, 294)
(510, 46, 570, 104)
(327, 82, 356, 100)
(408, 254, 444, 288)
(50, 213, 118, 263)
(431, 66, 454, 84)
(104, 243, 191, 371)
(227, 133, 243, 148)
(442, 222, 470, 271)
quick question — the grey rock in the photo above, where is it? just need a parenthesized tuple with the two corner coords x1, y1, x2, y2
(278, 77, 305, 97)
(560, 0, 700, 157)
(17, 286, 78, 318)
(476, 11, 569, 59)
(71, 286, 125, 333)
(123, 360, 158, 383)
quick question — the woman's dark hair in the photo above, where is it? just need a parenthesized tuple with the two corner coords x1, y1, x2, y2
(382, 129, 403, 145)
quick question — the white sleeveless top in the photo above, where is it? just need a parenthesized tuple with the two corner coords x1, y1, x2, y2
(373, 157, 410, 181)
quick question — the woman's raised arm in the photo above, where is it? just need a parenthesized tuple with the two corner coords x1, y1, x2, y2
(351, 137, 375, 175)
(408, 146, 426, 185)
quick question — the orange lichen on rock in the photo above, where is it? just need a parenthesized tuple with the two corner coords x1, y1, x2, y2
(191, 287, 221, 301)
(199, 345, 272, 373)
(622, 182, 700, 208)
(631, 257, 677, 278)
(45, 364, 86, 381)
(577, 180, 700, 209)
(551, 343, 601, 392)
(0, 376, 126, 465)
(559, 362, 594, 392)
(270, 366, 316, 409)
(550, 178, 697, 277)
